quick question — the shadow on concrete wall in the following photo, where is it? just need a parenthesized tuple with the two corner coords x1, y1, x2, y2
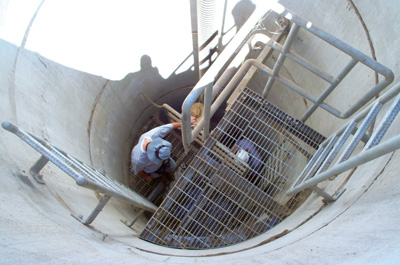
(232, 0, 256, 33)
(124, 0, 257, 114)
(124, 54, 197, 114)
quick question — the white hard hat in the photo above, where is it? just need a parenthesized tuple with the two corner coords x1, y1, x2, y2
(236, 148, 250, 163)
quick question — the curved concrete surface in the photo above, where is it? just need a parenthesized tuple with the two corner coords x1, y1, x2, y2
(1, 0, 400, 264)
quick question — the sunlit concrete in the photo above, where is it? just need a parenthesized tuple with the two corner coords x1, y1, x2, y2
(1, 0, 400, 264)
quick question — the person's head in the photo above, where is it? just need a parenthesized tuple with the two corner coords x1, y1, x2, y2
(140, 55, 152, 70)
(236, 148, 250, 163)
(147, 137, 172, 164)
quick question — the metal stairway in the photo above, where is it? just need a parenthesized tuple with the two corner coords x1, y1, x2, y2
(3, 4, 400, 252)
(139, 87, 325, 249)
(1, 122, 158, 225)
(141, 5, 400, 250)
(287, 83, 400, 200)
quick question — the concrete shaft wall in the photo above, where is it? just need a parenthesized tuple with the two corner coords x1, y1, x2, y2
(0, 0, 399, 264)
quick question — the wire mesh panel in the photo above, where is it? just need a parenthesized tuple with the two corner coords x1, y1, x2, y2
(140, 87, 325, 249)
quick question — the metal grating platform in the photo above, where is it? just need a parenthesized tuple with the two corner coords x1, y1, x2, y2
(140, 87, 325, 249)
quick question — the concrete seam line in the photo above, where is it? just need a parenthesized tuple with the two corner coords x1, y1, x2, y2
(88, 79, 110, 166)
(347, 0, 378, 85)
(9, 0, 45, 123)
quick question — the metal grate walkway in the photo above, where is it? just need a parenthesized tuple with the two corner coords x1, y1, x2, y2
(140, 87, 325, 249)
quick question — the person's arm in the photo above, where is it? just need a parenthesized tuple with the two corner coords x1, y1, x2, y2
(138, 170, 152, 182)
(171, 122, 182, 130)
(171, 116, 196, 130)
(232, 145, 239, 153)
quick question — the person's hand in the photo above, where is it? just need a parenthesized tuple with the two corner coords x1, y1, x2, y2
(175, 116, 196, 130)
(191, 116, 196, 128)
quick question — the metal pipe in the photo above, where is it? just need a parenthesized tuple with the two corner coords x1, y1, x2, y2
(2, 121, 158, 213)
(190, 0, 200, 80)
(191, 59, 263, 141)
(340, 79, 392, 119)
(127, 209, 145, 227)
(234, 30, 289, 103)
(211, 67, 237, 101)
(218, 0, 229, 52)
(270, 4, 394, 119)
(81, 195, 111, 225)
(191, 59, 340, 143)
(203, 84, 212, 141)
(273, 4, 394, 81)
(286, 133, 400, 196)
(29, 155, 49, 184)
(301, 58, 358, 122)
(183, 5, 395, 152)
(274, 74, 341, 116)
(76, 177, 157, 213)
(262, 23, 300, 98)
(320, 81, 400, 147)
(182, 7, 268, 151)
(310, 186, 335, 202)
(265, 40, 335, 84)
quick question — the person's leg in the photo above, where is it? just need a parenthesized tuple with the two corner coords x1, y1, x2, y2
(149, 172, 161, 179)
(162, 158, 176, 182)
(165, 158, 176, 172)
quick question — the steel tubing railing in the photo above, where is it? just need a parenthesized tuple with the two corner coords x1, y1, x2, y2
(1, 121, 157, 213)
(287, 82, 400, 197)
(181, 6, 394, 152)
(286, 133, 400, 196)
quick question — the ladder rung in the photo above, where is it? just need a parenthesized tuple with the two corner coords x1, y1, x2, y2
(303, 135, 338, 182)
(364, 94, 400, 150)
(292, 145, 325, 187)
(316, 120, 358, 174)
(336, 101, 383, 164)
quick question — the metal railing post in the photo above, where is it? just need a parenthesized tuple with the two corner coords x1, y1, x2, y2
(2, 121, 158, 218)
(301, 58, 358, 122)
(29, 155, 49, 184)
(262, 23, 300, 98)
(72, 195, 111, 225)
(202, 83, 213, 141)
(181, 6, 269, 152)
(286, 134, 400, 196)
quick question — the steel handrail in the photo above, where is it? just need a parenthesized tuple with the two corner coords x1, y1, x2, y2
(286, 81, 400, 197)
(1, 121, 157, 214)
(181, 6, 270, 152)
(181, 6, 394, 153)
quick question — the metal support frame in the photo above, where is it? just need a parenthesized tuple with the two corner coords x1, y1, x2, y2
(272, 4, 394, 121)
(310, 186, 345, 203)
(181, 6, 270, 153)
(29, 155, 49, 184)
(140, 87, 318, 249)
(122, 209, 145, 229)
(190, 0, 200, 80)
(262, 23, 300, 97)
(72, 195, 111, 225)
(300, 58, 358, 122)
(2, 121, 157, 226)
(287, 84, 400, 197)
(287, 133, 400, 196)
(181, 6, 393, 153)
(121, 184, 165, 230)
